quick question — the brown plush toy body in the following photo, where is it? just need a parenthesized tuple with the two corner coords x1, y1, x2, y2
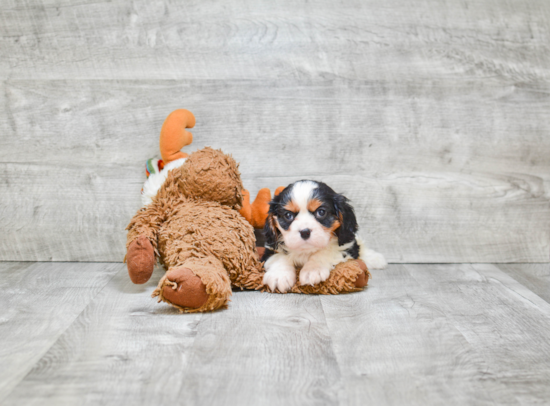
(127, 147, 265, 312)
(125, 111, 370, 313)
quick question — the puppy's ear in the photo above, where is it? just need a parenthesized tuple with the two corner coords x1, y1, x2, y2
(334, 194, 358, 246)
(263, 213, 280, 251)
(262, 192, 283, 256)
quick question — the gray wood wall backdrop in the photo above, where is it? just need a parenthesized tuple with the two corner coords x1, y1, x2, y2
(0, 0, 549, 263)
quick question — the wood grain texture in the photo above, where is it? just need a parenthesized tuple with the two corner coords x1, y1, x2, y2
(1, 79, 548, 262)
(1, 0, 549, 81)
(409, 264, 550, 404)
(2, 266, 340, 406)
(2, 264, 203, 406)
(176, 293, 341, 406)
(1, 0, 549, 262)
(321, 264, 550, 405)
(320, 265, 514, 405)
(3, 262, 550, 404)
(0, 262, 119, 403)
(497, 263, 550, 303)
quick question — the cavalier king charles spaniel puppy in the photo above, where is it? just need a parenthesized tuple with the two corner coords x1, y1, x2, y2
(261, 180, 387, 292)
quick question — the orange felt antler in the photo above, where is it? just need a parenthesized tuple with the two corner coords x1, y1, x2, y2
(239, 186, 286, 229)
(160, 109, 196, 163)
(240, 188, 271, 229)
(239, 190, 253, 225)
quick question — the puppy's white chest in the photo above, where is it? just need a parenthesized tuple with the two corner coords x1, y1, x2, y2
(290, 251, 314, 268)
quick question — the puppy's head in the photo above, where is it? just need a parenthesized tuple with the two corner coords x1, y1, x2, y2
(264, 180, 358, 253)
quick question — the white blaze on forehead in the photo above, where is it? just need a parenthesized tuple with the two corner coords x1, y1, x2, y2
(290, 180, 317, 212)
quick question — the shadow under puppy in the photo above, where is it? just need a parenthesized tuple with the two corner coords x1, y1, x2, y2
(262, 180, 387, 293)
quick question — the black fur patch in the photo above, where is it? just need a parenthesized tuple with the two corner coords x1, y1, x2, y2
(254, 229, 265, 247)
(260, 247, 275, 262)
(333, 193, 358, 246)
(268, 185, 295, 231)
(310, 181, 359, 247)
(310, 182, 340, 229)
(344, 240, 360, 259)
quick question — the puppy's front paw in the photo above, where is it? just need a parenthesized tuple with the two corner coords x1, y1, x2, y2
(263, 263, 296, 293)
(299, 262, 331, 286)
(364, 249, 387, 270)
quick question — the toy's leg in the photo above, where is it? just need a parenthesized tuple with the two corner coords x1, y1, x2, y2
(126, 235, 156, 284)
(152, 256, 232, 313)
(235, 250, 370, 294)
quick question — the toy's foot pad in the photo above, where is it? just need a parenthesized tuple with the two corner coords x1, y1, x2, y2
(354, 260, 369, 288)
(161, 267, 209, 309)
(127, 235, 155, 284)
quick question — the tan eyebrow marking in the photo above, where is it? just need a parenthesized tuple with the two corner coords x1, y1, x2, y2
(307, 198, 323, 212)
(283, 200, 299, 213)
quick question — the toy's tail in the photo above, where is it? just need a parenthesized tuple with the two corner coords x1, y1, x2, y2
(160, 109, 196, 163)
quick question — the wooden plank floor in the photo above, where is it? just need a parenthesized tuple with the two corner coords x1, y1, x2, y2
(1, 263, 549, 405)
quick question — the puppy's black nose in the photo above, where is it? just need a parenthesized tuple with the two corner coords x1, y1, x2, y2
(300, 229, 311, 240)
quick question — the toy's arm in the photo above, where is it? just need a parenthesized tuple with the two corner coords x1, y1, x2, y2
(125, 199, 168, 284)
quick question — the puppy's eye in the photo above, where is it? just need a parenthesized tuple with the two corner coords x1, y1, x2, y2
(316, 208, 327, 218)
(284, 211, 295, 221)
